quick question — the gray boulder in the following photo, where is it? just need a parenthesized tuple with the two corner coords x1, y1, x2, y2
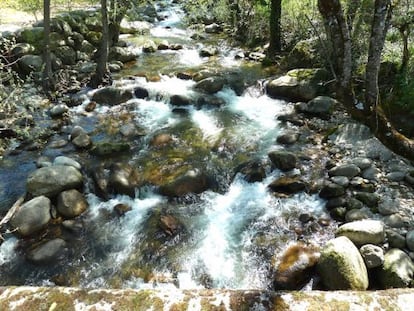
(10, 196, 51, 236)
(91, 87, 132, 106)
(378, 249, 414, 288)
(27, 238, 67, 264)
(108, 46, 137, 63)
(317, 236, 368, 290)
(49, 104, 69, 118)
(18, 55, 43, 75)
(27, 166, 83, 197)
(359, 244, 384, 268)
(336, 220, 385, 246)
(53, 156, 82, 170)
(57, 189, 88, 218)
(266, 68, 329, 102)
(296, 96, 338, 118)
(328, 164, 361, 179)
(194, 77, 225, 94)
(268, 150, 298, 171)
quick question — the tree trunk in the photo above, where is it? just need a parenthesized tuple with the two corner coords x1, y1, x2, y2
(399, 26, 410, 73)
(346, 0, 360, 34)
(267, 0, 282, 57)
(42, 0, 53, 94)
(90, 0, 109, 88)
(318, 0, 353, 106)
(364, 0, 393, 114)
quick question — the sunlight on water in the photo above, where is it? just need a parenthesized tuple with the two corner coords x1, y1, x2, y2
(178, 49, 205, 66)
(132, 98, 174, 131)
(190, 109, 222, 140)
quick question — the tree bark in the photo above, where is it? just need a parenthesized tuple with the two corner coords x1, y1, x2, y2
(90, 0, 109, 88)
(267, 0, 282, 57)
(42, 0, 53, 94)
(364, 0, 393, 114)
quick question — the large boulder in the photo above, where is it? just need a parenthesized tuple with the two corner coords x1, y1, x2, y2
(91, 87, 132, 106)
(378, 249, 414, 288)
(10, 196, 51, 236)
(158, 170, 214, 197)
(27, 166, 83, 197)
(194, 77, 225, 94)
(268, 151, 298, 171)
(296, 96, 338, 119)
(57, 189, 89, 218)
(27, 238, 67, 264)
(266, 68, 330, 102)
(18, 55, 43, 75)
(336, 220, 385, 246)
(108, 46, 137, 63)
(268, 176, 306, 196)
(317, 236, 369, 290)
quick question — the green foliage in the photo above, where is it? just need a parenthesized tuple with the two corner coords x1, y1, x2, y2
(13, 0, 42, 20)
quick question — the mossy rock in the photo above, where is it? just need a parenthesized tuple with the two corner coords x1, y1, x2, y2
(90, 142, 131, 157)
(18, 27, 44, 52)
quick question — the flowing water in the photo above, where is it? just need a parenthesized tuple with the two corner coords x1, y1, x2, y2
(0, 0, 336, 290)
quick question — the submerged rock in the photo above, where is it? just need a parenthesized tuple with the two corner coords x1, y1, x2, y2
(158, 170, 214, 197)
(91, 87, 132, 106)
(10, 196, 51, 236)
(273, 242, 320, 290)
(90, 142, 131, 157)
(27, 238, 67, 264)
(317, 236, 368, 290)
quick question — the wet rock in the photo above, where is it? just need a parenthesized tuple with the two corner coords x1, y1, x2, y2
(90, 142, 131, 157)
(359, 244, 384, 268)
(200, 46, 218, 57)
(386, 172, 406, 182)
(113, 203, 132, 216)
(248, 52, 266, 62)
(150, 133, 173, 147)
(91, 87, 132, 106)
(176, 72, 193, 80)
(330, 176, 349, 187)
(236, 160, 266, 183)
(276, 131, 299, 145)
(383, 214, 406, 229)
(170, 94, 192, 106)
(378, 249, 414, 288)
(27, 238, 67, 264)
(27, 166, 83, 197)
(120, 123, 144, 137)
(10, 196, 51, 236)
(277, 113, 305, 126)
(159, 215, 181, 236)
(84, 101, 96, 112)
(205, 23, 222, 34)
(109, 163, 142, 196)
(36, 156, 52, 168)
(405, 171, 414, 185)
(157, 40, 169, 50)
(345, 209, 371, 222)
(170, 43, 183, 50)
(91, 166, 110, 199)
(194, 77, 225, 94)
(354, 192, 380, 208)
(328, 164, 361, 179)
(406, 230, 414, 252)
(378, 198, 399, 216)
(317, 236, 368, 290)
(18, 55, 43, 75)
(273, 242, 320, 290)
(53, 156, 82, 170)
(57, 189, 88, 218)
(347, 197, 364, 210)
(330, 207, 347, 221)
(336, 220, 385, 246)
(143, 40, 157, 53)
(133, 86, 149, 99)
(268, 176, 306, 196)
(268, 150, 298, 171)
(353, 157, 373, 170)
(72, 132, 92, 149)
(158, 170, 214, 197)
(319, 182, 345, 199)
(120, 20, 151, 35)
(266, 68, 329, 102)
(387, 229, 406, 249)
(325, 196, 347, 210)
(296, 96, 337, 119)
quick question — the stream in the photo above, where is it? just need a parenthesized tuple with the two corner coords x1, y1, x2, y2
(0, 0, 336, 290)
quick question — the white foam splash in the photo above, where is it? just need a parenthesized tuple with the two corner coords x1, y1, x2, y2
(0, 237, 18, 266)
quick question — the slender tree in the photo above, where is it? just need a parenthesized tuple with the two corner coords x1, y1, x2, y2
(267, 0, 282, 57)
(90, 0, 109, 88)
(42, 0, 53, 94)
(318, 0, 414, 159)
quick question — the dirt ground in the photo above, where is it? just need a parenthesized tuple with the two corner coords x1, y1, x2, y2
(0, 7, 36, 31)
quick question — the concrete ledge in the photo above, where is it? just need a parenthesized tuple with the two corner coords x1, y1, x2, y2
(1, 287, 414, 310)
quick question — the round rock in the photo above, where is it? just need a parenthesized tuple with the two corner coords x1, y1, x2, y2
(360, 244, 384, 268)
(57, 189, 89, 218)
(378, 249, 414, 288)
(336, 220, 385, 246)
(27, 238, 67, 264)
